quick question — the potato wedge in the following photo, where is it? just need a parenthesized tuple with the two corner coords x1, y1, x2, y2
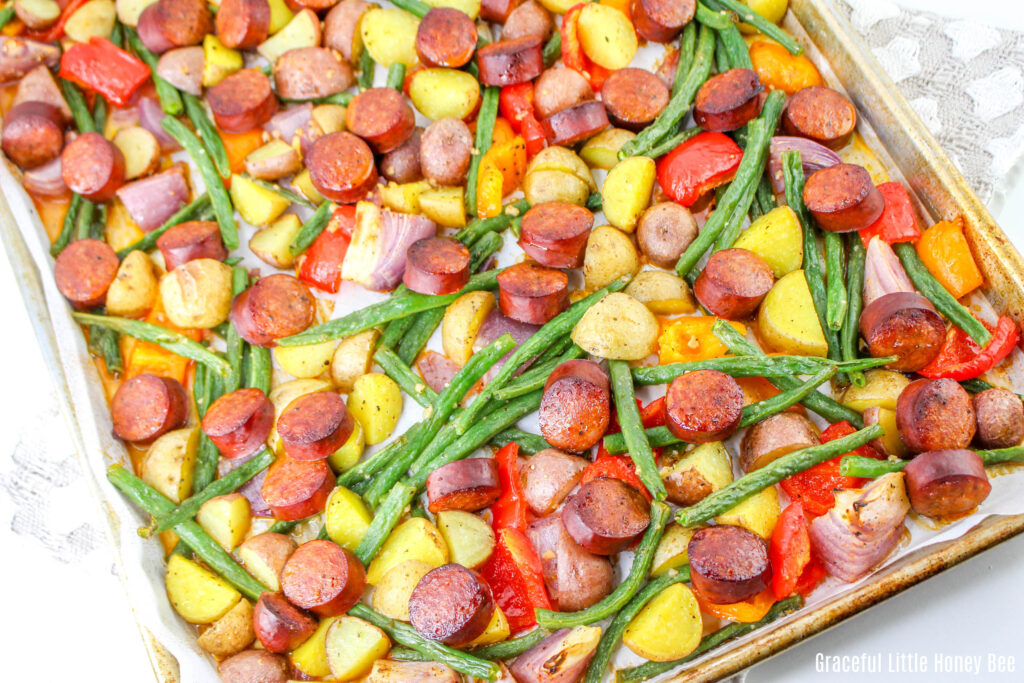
(625, 270, 696, 315)
(650, 524, 700, 577)
(141, 427, 199, 503)
(197, 493, 251, 550)
(236, 532, 297, 593)
(580, 128, 636, 170)
(347, 372, 402, 445)
(196, 598, 254, 657)
(758, 269, 828, 357)
(366, 660, 461, 682)
(436, 510, 495, 569)
(466, 605, 510, 646)
(325, 616, 391, 680)
(623, 583, 702, 661)
(328, 419, 365, 473)
(115, 0, 155, 26)
(409, 68, 481, 121)
(273, 339, 337, 379)
(291, 616, 338, 678)
(601, 156, 655, 233)
(371, 559, 434, 621)
(202, 34, 243, 87)
(113, 126, 160, 180)
(360, 8, 420, 67)
(64, 0, 116, 42)
(734, 206, 803, 278)
(379, 180, 432, 215)
(249, 213, 303, 269)
(660, 441, 734, 507)
(841, 369, 909, 412)
(268, 378, 332, 453)
(583, 225, 639, 292)
(523, 169, 591, 206)
(367, 517, 449, 585)
(258, 8, 320, 64)
(312, 104, 347, 135)
(105, 249, 158, 317)
(418, 186, 468, 228)
(330, 329, 379, 392)
(572, 292, 659, 360)
(165, 553, 241, 624)
(245, 140, 302, 181)
(715, 486, 780, 539)
(442, 291, 495, 366)
(577, 3, 637, 69)
(325, 485, 373, 551)
(160, 258, 233, 329)
(293, 168, 325, 205)
(267, 0, 293, 33)
(527, 146, 597, 192)
(230, 174, 290, 227)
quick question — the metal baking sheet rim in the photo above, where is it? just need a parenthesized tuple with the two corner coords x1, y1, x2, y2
(0, 0, 1021, 681)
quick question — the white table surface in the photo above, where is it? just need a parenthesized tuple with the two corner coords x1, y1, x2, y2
(2, 1, 1023, 680)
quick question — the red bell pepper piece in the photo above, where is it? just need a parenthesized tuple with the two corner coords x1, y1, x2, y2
(581, 452, 653, 501)
(919, 316, 1019, 381)
(858, 182, 921, 247)
(58, 38, 151, 107)
(479, 527, 552, 632)
(24, 0, 91, 42)
(560, 3, 611, 91)
(769, 501, 825, 599)
(297, 205, 355, 293)
(656, 132, 743, 207)
(640, 396, 666, 429)
(499, 83, 546, 157)
(491, 442, 529, 532)
(779, 421, 882, 516)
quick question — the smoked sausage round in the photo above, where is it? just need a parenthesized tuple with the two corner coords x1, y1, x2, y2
(425, 458, 501, 512)
(215, 0, 270, 49)
(277, 391, 354, 461)
(859, 292, 945, 372)
(54, 237, 119, 310)
(281, 540, 366, 617)
(207, 68, 278, 133)
(694, 68, 764, 132)
(231, 273, 316, 347)
(693, 248, 774, 320)
(541, 100, 609, 146)
(261, 456, 334, 521)
(664, 370, 744, 443)
(630, 0, 695, 43)
(274, 47, 354, 102)
(252, 592, 317, 653)
(896, 378, 976, 453)
(476, 36, 544, 87)
(61, 132, 126, 201)
(518, 201, 593, 268)
(2, 101, 64, 170)
(502, 1, 552, 42)
(403, 236, 471, 295)
(345, 87, 416, 154)
(802, 163, 884, 233)
(306, 131, 378, 203)
(520, 448, 589, 515)
(152, 0, 213, 49)
(416, 8, 478, 68)
(903, 449, 991, 518)
(561, 477, 650, 555)
(202, 388, 274, 459)
(497, 262, 569, 325)
(157, 220, 227, 271)
(408, 564, 494, 646)
(782, 86, 857, 150)
(687, 524, 770, 604)
(539, 360, 610, 453)
(601, 68, 670, 132)
(533, 67, 593, 120)
(111, 373, 189, 443)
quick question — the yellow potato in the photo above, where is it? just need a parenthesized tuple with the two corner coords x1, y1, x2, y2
(379, 180, 432, 215)
(623, 583, 702, 661)
(624, 270, 696, 315)
(325, 485, 373, 551)
(733, 206, 803, 278)
(202, 34, 243, 87)
(236, 532, 297, 593)
(418, 187, 468, 228)
(246, 139, 302, 181)
(347, 373, 402, 445)
(328, 419, 365, 473)
(423, 0, 480, 19)
(141, 427, 199, 503)
(580, 128, 636, 170)
(872, 406, 908, 458)
(523, 169, 591, 206)
(268, 379, 332, 453)
(105, 200, 144, 252)
(293, 168, 325, 205)
(258, 8, 320, 63)
(165, 553, 241, 624)
(650, 524, 701, 577)
(324, 616, 391, 680)
(105, 249, 158, 317)
(312, 103, 348, 135)
(367, 517, 449, 585)
(442, 291, 495, 366)
(409, 68, 481, 121)
(578, 3, 638, 69)
(249, 214, 303, 269)
(758, 269, 828, 357)
(601, 157, 655, 233)
(196, 598, 254, 657)
(360, 8, 420, 67)
(572, 292, 659, 360)
(266, 0, 293, 33)
(436, 510, 495, 569)
(274, 339, 337, 379)
(112, 126, 160, 180)
(537, 0, 576, 14)
(715, 486, 780, 539)
(197, 493, 251, 550)
(738, 0, 789, 33)
(659, 441, 734, 507)
(230, 174, 291, 227)
(159, 258, 233, 329)
(291, 616, 338, 678)
(372, 559, 434, 620)
(466, 606, 510, 646)
(527, 146, 597, 192)
(583, 225, 640, 292)
(329, 329, 380, 393)
(841, 369, 909, 412)
(64, 0, 115, 41)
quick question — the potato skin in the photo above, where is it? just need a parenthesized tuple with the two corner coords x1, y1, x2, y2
(571, 292, 659, 360)
(236, 532, 298, 593)
(330, 329, 379, 392)
(105, 249, 158, 317)
(197, 598, 255, 656)
(582, 225, 639, 292)
(159, 257, 233, 329)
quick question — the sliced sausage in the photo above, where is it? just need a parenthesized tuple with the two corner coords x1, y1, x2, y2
(216, 0, 271, 49)
(782, 86, 857, 150)
(274, 47, 355, 101)
(859, 291, 945, 372)
(426, 458, 501, 512)
(630, 0, 695, 43)
(476, 37, 544, 87)
(694, 68, 764, 133)
(419, 118, 473, 187)
(261, 456, 334, 521)
(202, 388, 274, 459)
(403, 236, 471, 295)
(416, 8, 478, 68)
(289, 0, 336, 11)
(497, 262, 569, 325)
(137, 4, 175, 54)
(518, 201, 593, 269)
(539, 360, 610, 453)
(345, 87, 415, 154)
(2, 101, 63, 170)
(636, 201, 698, 268)
(541, 100, 609, 146)
(157, 220, 227, 271)
(61, 132, 125, 201)
(481, 0, 521, 23)
(380, 127, 423, 184)
(306, 131, 378, 203)
(664, 370, 744, 444)
(252, 592, 318, 653)
(520, 448, 589, 515)
(208, 69, 278, 133)
(561, 477, 650, 555)
(324, 0, 373, 64)
(111, 374, 188, 443)
(527, 514, 614, 611)
(973, 388, 1024, 449)
(904, 449, 991, 518)
(501, 1, 552, 42)
(408, 564, 495, 646)
(896, 378, 976, 454)
(54, 237, 119, 310)
(740, 412, 820, 473)
(693, 248, 774, 320)
(533, 67, 593, 120)
(153, 0, 214, 49)
(231, 273, 316, 347)
(277, 391, 355, 461)
(803, 163, 884, 233)
(281, 540, 366, 617)
(687, 524, 770, 604)
(601, 68, 670, 132)
(219, 650, 288, 683)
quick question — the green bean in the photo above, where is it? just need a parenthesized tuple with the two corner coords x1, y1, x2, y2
(110, 19, 124, 47)
(183, 93, 230, 178)
(543, 31, 561, 66)
(289, 200, 334, 255)
(73, 199, 96, 241)
(585, 192, 602, 212)
(311, 92, 355, 106)
(51, 194, 83, 256)
(755, 173, 777, 214)
(585, 567, 692, 683)
(72, 313, 232, 377)
(349, 604, 501, 680)
(694, 1, 731, 30)
(92, 95, 108, 133)
(643, 126, 702, 160)
(392, 627, 551, 663)
(455, 199, 530, 246)
(0, 5, 15, 30)
(717, 19, 753, 69)
(116, 194, 214, 258)
(375, 346, 437, 408)
(672, 20, 698, 93)
(609, 360, 666, 500)
(107, 465, 268, 600)
(533, 334, 574, 365)
(632, 354, 891, 385)
(492, 344, 588, 401)
(124, 27, 183, 115)
(841, 446, 1024, 478)
(707, 0, 802, 55)
(192, 435, 221, 494)
(267, 519, 301, 534)
(245, 345, 272, 395)
(358, 48, 376, 90)
(246, 175, 315, 208)
(466, 86, 500, 217)
(388, 0, 429, 15)
(616, 596, 803, 682)
(355, 482, 416, 563)
(378, 315, 417, 351)
(893, 242, 991, 346)
(824, 231, 847, 331)
(60, 78, 96, 133)
(490, 428, 550, 455)
(677, 424, 882, 527)
(842, 233, 867, 386)
(714, 33, 730, 74)
(537, 501, 671, 628)
(386, 62, 406, 90)
(88, 326, 123, 374)
(469, 230, 504, 271)
(162, 116, 238, 250)
(224, 266, 249, 393)
(90, 202, 108, 241)
(396, 307, 445, 366)
(603, 425, 689, 454)
(337, 432, 412, 488)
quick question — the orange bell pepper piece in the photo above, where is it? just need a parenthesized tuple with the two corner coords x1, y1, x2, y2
(220, 127, 266, 177)
(125, 301, 201, 384)
(491, 117, 516, 146)
(657, 316, 744, 365)
(698, 588, 776, 623)
(476, 165, 504, 218)
(916, 217, 983, 299)
(749, 40, 823, 96)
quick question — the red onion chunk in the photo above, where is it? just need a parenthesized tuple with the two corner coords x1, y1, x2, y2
(265, 103, 319, 156)
(219, 452, 271, 517)
(768, 136, 842, 194)
(509, 626, 601, 683)
(156, 46, 205, 96)
(115, 165, 190, 232)
(418, 350, 460, 393)
(863, 236, 914, 307)
(341, 203, 437, 292)
(23, 156, 68, 197)
(138, 97, 181, 151)
(472, 309, 540, 383)
(0, 37, 60, 84)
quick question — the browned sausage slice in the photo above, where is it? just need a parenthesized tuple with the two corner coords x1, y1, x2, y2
(527, 514, 613, 611)
(419, 118, 473, 187)
(324, 0, 373, 64)
(54, 238, 119, 310)
(345, 87, 416, 153)
(219, 650, 288, 683)
(261, 456, 334, 521)
(215, 0, 270, 49)
(518, 201, 593, 268)
(481, 0, 521, 23)
(207, 69, 278, 133)
(252, 592, 318, 653)
(416, 8, 478, 68)
(1, 101, 64, 170)
(153, 0, 213, 48)
(896, 378, 976, 453)
(664, 369, 743, 443)
(636, 201, 698, 268)
(274, 47, 354, 101)
(520, 448, 589, 515)
(803, 163, 884, 233)
(561, 477, 651, 555)
(630, 0, 695, 43)
(403, 236, 471, 295)
(539, 360, 610, 453)
(739, 412, 820, 474)
(501, 1, 552, 42)
(496, 262, 569, 325)
(61, 132, 126, 201)
(533, 67, 593, 120)
(380, 127, 423, 184)
(306, 131, 378, 203)
(425, 458, 501, 512)
(281, 540, 366, 617)
(476, 37, 544, 87)
(904, 449, 991, 518)
(277, 391, 354, 461)
(541, 100, 609, 146)
(601, 68, 670, 132)
(859, 292, 945, 372)
(231, 273, 316, 347)
(694, 68, 764, 132)
(782, 86, 857, 150)
(693, 248, 774, 320)
(202, 388, 274, 459)
(687, 524, 770, 604)
(973, 388, 1024, 449)
(408, 564, 495, 646)
(157, 220, 227, 271)
(111, 373, 189, 443)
